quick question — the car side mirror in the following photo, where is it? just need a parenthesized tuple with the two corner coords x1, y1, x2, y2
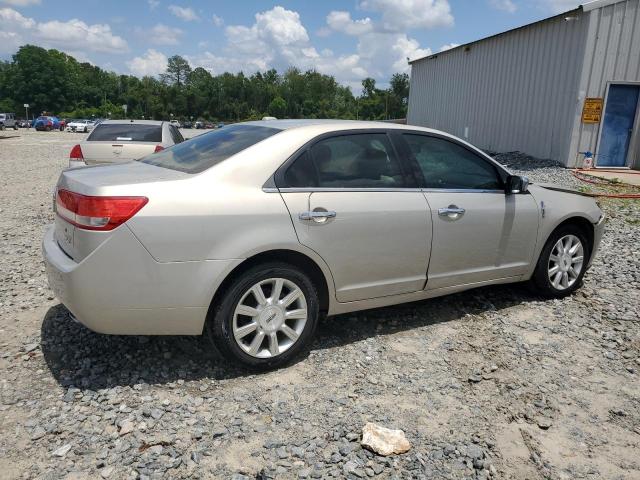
(506, 175, 529, 194)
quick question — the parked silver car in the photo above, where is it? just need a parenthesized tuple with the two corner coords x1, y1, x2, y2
(68, 119, 184, 167)
(44, 120, 605, 368)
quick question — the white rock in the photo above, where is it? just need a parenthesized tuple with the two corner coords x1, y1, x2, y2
(52, 443, 72, 457)
(361, 422, 411, 456)
(119, 419, 134, 436)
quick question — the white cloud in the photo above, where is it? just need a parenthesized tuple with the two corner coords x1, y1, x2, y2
(126, 49, 167, 76)
(138, 23, 183, 45)
(184, 5, 434, 91)
(147, 0, 159, 9)
(542, 0, 580, 13)
(212, 14, 223, 27)
(169, 4, 444, 93)
(327, 11, 373, 36)
(168, 5, 199, 22)
(0, 7, 127, 54)
(36, 19, 128, 53)
(439, 42, 459, 51)
(0, 0, 40, 6)
(489, 0, 517, 13)
(358, 0, 454, 31)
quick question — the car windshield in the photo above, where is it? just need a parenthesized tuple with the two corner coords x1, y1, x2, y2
(88, 123, 162, 142)
(140, 124, 280, 174)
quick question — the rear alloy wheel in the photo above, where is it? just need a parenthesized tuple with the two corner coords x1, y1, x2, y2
(532, 226, 589, 298)
(208, 262, 319, 369)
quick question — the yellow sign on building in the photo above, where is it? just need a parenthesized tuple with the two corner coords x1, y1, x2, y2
(582, 97, 603, 123)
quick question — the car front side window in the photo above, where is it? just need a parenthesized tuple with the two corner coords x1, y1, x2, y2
(404, 134, 503, 190)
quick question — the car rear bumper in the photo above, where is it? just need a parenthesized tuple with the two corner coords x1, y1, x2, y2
(42, 224, 239, 335)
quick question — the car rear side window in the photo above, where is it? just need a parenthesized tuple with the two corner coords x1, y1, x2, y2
(404, 134, 503, 190)
(284, 133, 407, 189)
(140, 124, 280, 174)
(88, 124, 163, 142)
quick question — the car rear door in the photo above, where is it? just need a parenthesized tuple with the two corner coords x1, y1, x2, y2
(398, 132, 539, 290)
(277, 130, 432, 303)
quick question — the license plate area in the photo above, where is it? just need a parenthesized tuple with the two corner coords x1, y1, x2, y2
(54, 216, 75, 257)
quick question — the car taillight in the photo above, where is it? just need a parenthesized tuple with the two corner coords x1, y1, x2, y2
(69, 144, 83, 159)
(154, 145, 164, 153)
(55, 189, 148, 231)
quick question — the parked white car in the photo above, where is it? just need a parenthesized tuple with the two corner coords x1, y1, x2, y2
(68, 120, 185, 167)
(66, 120, 95, 133)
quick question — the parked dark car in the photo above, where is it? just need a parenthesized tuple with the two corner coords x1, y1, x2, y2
(194, 121, 204, 129)
(34, 116, 64, 131)
(182, 121, 192, 129)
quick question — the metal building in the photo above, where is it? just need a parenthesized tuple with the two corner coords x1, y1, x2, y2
(407, 0, 640, 169)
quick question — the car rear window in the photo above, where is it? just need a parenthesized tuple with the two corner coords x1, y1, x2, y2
(88, 124, 162, 142)
(139, 124, 280, 174)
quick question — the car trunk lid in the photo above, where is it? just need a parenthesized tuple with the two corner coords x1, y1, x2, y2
(81, 141, 158, 164)
(54, 161, 187, 261)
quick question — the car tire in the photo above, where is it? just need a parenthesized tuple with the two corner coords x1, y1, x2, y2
(13, 125, 18, 130)
(531, 225, 590, 298)
(0, 124, 4, 131)
(207, 262, 319, 370)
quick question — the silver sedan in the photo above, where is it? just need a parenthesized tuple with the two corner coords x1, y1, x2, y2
(43, 120, 605, 368)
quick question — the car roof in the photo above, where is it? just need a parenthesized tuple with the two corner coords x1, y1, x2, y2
(239, 119, 446, 136)
(99, 119, 164, 126)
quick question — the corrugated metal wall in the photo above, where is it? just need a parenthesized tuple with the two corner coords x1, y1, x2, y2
(570, 0, 640, 167)
(407, 12, 589, 164)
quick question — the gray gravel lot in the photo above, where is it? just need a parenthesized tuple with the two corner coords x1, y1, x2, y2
(0, 129, 639, 479)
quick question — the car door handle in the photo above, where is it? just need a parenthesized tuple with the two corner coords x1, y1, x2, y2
(299, 210, 337, 221)
(438, 205, 466, 218)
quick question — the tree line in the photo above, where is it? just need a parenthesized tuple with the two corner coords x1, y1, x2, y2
(0, 45, 410, 122)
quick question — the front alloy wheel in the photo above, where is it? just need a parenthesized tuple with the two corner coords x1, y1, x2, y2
(208, 262, 319, 369)
(532, 225, 590, 298)
(547, 234, 584, 290)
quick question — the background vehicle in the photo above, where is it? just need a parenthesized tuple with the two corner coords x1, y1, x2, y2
(34, 116, 64, 131)
(66, 119, 95, 133)
(182, 121, 192, 129)
(169, 119, 182, 128)
(217, 122, 225, 128)
(44, 120, 604, 369)
(204, 122, 214, 129)
(195, 121, 204, 129)
(68, 119, 184, 167)
(17, 119, 31, 128)
(0, 113, 18, 130)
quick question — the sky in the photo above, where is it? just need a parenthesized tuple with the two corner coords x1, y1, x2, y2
(0, 0, 584, 90)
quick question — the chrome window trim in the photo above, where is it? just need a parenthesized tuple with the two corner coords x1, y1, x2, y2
(266, 187, 506, 194)
(275, 187, 424, 193)
(422, 188, 505, 194)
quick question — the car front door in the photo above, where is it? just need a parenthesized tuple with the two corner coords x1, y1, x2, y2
(277, 131, 432, 303)
(400, 133, 539, 290)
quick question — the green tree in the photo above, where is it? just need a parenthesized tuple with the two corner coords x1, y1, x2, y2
(268, 96, 287, 118)
(161, 55, 192, 86)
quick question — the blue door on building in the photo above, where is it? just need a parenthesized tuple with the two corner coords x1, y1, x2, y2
(597, 84, 639, 167)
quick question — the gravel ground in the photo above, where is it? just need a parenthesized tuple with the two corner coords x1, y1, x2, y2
(0, 129, 639, 480)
